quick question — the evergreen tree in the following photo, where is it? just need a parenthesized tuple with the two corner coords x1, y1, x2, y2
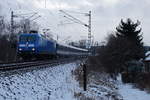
(116, 18, 145, 61)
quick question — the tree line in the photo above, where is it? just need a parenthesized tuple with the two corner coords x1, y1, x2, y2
(88, 18, 145, 76)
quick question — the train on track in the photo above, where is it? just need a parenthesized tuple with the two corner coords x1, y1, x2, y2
(17, 31, 89, 60)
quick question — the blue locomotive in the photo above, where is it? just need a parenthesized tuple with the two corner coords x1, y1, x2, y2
(17, 31, 88, 60)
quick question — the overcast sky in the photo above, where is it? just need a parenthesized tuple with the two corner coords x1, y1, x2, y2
(1, 0, 150, 45)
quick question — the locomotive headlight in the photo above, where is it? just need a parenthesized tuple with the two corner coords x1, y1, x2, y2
(19, 48, 22, 51)
(32, 48, 35, 51)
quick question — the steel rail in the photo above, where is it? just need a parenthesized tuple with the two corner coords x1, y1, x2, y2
(0, 57, 85, 71)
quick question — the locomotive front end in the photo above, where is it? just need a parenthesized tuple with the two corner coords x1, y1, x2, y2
(17, 34, 37, 59)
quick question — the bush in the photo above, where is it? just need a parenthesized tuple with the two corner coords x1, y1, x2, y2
(134, 73, 150, 92)
(0, 34, 17, 62)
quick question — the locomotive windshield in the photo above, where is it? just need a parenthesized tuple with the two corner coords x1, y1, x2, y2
(19, 35, 36, 42)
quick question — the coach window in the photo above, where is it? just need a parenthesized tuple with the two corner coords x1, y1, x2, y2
(73, 49, 75, 52)
(60, 45, 63, 50)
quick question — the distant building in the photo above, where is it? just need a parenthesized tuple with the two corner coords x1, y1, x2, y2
(144, 51, 150, 72)
(144, 46, 150, 52)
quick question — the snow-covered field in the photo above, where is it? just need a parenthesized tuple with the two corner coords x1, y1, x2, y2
(0, 62, 81, 100)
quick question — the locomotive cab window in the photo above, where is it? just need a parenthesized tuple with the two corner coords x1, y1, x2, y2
(19, 36, 27, 42)
(19, 35, 36, 42)
(28, 36, 36, 42)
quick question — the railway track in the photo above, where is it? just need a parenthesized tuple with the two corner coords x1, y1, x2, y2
(0, 57, 85, 71)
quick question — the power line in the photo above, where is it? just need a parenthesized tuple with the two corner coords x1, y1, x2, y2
(15, 12, 38, 16)
(63, 10, 88, 15)
(59, 10, 92, 49)
(59, 10, 88, 26)
(10, 11, 41, 35)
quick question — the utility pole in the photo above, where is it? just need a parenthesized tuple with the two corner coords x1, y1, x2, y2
(10, 11, 16, 62)
(45, 0, 46, 8)
(11, 11, 14, 37)
(88, 11, 91, 49)
(57, 35, 59, 41)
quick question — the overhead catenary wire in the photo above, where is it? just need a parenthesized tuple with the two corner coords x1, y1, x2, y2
(59, 10, 92, 48)
(59, 10, 88, 27)
(63, 10, 88, 15)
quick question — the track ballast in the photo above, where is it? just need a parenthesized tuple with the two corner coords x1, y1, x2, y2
(0, 57, 85, 71)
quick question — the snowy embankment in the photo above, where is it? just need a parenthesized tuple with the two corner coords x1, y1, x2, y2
(0, 62, 81, 100)
(76, 71, 123, 100)
(118, 77, 150, 100)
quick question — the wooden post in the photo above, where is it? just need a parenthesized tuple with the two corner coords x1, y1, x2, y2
(83, 64, 87, 91)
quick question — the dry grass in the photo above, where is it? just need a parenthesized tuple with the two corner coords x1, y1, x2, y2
(73, 64, 95, 100)
(73, 63, 122, 100)
(73, 64, 84, 88)
(134, 73, 150, 92)
(74, 92, 95, 100)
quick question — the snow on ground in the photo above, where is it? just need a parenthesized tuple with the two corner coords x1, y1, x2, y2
(0, 62, 81, 100)
(119, 84, 150, 100)
(77, 72, 150, 100)
(118, 76, 150, 100)
(81, 72, 123, 100)
(0, 62, 149, 100)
